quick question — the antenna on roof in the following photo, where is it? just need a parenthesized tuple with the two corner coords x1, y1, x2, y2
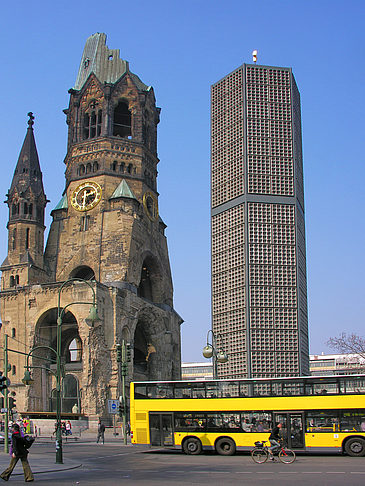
(252, 50, 258, 64)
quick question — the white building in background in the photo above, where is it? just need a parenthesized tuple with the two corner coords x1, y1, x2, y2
(182, 354, 365, 380)
(310, 354, 365, 376)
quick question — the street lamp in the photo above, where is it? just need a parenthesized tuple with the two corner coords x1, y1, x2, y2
(202, 330, 228, 379)
(24, 277, 99, 464)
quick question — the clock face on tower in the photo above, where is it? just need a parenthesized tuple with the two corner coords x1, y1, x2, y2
(71, 181, 102, 211)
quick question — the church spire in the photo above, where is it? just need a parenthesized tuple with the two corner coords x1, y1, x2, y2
(8, 112, 45, 204)
(3, 113, 48, 272)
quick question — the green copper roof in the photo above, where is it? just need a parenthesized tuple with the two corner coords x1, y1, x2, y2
(53, 194, 68, 211)
(111, 179, 137, 200)
(74, 33, 150, 92)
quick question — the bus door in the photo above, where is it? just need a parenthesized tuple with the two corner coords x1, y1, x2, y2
(274, 412, 305, 449)
(149, 413, 174, 447)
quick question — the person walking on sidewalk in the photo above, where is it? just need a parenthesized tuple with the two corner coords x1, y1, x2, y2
(0, 423, 34, 482)
(96, 420, 106, 444)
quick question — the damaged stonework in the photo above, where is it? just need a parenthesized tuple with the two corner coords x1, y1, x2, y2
(0, 33, 183, 422)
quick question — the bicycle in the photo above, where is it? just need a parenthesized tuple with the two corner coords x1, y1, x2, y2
(251, 440, 296, 464)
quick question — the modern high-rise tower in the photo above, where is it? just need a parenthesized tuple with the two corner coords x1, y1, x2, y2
(211, 63, 309, 379)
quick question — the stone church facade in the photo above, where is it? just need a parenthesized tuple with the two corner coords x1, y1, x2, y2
(0, 33, 182, 422)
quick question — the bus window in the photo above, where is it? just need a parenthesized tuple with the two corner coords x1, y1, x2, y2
(341, 411, 365, 432)
(206, 383, 219, 398)
(134, 385, 147, 398)
(239, 383, 250, 397)
(174, 383, 191, 398)
(254, 382, 273, 396)
(342, 378, 365, 394)
(156, 384, 173, 399)
(282, 382, 304, 396)
(241, 412, 272, 432)
(175, 413, 206, 431)
(306, 411, 339, 432)
(218, 381, 239, 398)
(191, 383, 206, 399)
(313, 381, 338, 395)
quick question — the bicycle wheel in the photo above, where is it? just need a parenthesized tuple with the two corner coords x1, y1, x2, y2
(251, 448, 268, 463)
(278, 448, 296, 463)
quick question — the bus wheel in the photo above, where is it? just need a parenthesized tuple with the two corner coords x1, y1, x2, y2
(345, 438, 365, 457)
(215, 437, 236, 456)
(183, 437, 202, 455)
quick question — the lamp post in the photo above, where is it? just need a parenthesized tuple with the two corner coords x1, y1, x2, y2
(202, 330, 228, 379)
(23, 277, 99, 464)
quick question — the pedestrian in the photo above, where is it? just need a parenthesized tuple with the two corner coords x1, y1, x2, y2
(66, 420, 72, 436)
(0, 423, 34, 482)
(96, 420, 105, 444)
(268, 422, 283, 460)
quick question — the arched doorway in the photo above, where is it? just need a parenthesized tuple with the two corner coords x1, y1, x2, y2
(35, 308, 82, 412)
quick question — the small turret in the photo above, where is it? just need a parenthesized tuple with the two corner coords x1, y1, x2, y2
(1, 113, 48, 286)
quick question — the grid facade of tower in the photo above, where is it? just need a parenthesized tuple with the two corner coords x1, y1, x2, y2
(211, 64, 309, 379)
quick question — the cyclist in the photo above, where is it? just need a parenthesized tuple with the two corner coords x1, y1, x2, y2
(268, 422, 283, 460)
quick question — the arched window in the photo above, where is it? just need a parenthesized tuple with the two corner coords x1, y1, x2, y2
(11, 328, 16, 338)
(138, 266, 152, 301)
(83, 109, 102, 140)
(137, 257, 162, 303)
(67, 338, 82, 362)
(78, 164, 85, 176)
(127, 163, 133, 174)
(28, 204, 33, 216)
(15, 275, 19, 285)
(86, 163, 92, 174)
(120, 162, 125, 173)
(26, 228, 30, 249)
(69, 266, 95, 280)
(10, 276, 15, 287)
(93, 161, 99, 172)
(111, 161, 117, 171)
(113, 102, 131, 138)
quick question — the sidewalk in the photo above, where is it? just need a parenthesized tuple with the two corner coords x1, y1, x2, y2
(0, 431, 134, 476)
(0, 451, 81, 476)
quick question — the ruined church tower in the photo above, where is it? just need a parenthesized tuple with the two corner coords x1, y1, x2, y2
(0, 33, 182, 422)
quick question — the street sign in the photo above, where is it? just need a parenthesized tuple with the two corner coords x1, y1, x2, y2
(108, 399, 119, 414)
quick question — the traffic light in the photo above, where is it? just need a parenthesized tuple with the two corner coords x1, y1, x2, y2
(121, 363, 128, 376)
(0, 372, 7, 394)
(9, 395, 16, 411)
(116, 344, 122, 363)
(119, 400, 124, 416)
(126, 343, 132, 362)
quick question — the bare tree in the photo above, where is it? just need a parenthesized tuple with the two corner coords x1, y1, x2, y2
(327, 333, 365, 362)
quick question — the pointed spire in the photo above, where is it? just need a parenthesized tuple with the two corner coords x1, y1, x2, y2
(9, 112, 45, 198)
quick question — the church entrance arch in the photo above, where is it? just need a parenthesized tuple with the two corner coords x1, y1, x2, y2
(34, 308, 81, 412)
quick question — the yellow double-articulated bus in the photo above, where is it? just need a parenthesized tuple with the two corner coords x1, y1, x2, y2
(130, 374, 365, 456)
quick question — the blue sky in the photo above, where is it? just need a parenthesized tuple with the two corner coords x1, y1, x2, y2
(0, 0, 364, 362)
